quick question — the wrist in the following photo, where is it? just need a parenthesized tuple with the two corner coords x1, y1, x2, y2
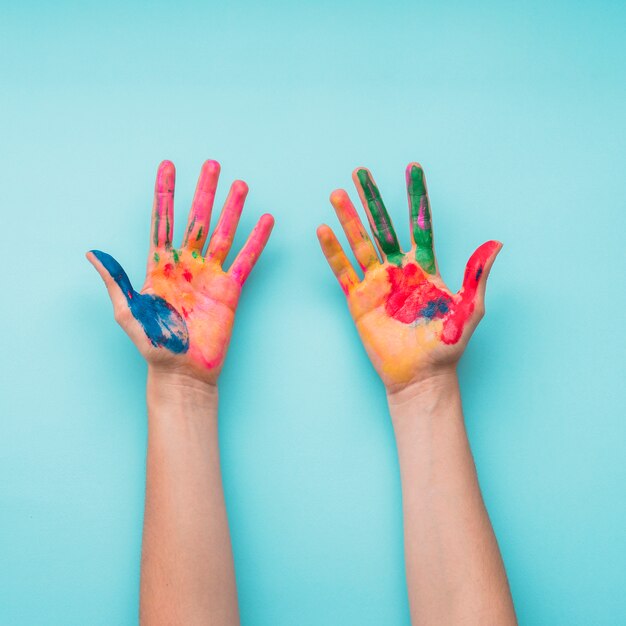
(147, 365, 218, 416)
(387, 369, 462, 433)
(386, 368, 458, 406)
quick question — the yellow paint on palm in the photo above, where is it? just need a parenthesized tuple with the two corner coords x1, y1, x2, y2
(318, 163, 502, 390)
(146, 247, 240, 370)
(345, 263, 443, 386)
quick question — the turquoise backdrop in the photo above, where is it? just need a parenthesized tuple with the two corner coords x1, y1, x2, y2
(1, 1, 624, 624)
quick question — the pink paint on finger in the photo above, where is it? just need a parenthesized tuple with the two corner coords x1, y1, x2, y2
(184, 159, 221, 248)
(230, 213, 275, 285)
(151, 160, 176, 248)
(206, 180, 248, 263)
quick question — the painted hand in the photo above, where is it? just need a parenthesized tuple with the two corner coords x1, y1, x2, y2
(317, 163, 501, 392)
(87, 160, 274, 384)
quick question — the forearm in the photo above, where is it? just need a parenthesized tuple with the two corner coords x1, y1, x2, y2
(140, 369, 239, 626)
(389, 371, 516, 626)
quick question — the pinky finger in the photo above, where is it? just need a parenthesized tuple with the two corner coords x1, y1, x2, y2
(316, 225, 359, 295)
(229, 214, 275, 285)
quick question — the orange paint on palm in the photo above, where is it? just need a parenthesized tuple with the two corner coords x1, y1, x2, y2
(145, 247, 238, 372)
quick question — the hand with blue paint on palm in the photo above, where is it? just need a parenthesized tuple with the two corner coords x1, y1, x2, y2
(87, 160, 274, 385)
(87, 159, 274, 623)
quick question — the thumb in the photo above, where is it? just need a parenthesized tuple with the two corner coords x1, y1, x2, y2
(460, 240, 503, 311)
(86, 249, 135, 321)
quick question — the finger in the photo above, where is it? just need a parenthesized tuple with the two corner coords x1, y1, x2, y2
(229, 214, 275, 285)
(440, 240, 502, 345)
(329, 189, 379, 271)
(87, 249, 146, 346)
(150, 160, 176, 249)
(87, 250, 189, 353)
(183, 159, 221, 250)
(460, 240, 503, 307)
(316, 225, 359, 295)
(205, 180, 248, 264)
(406, 163, 436, 275)
(86, 249, 135, 313)
(352, 167, 403, 265)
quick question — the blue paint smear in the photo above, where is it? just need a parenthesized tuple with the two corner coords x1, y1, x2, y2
(419, 296, 450, 320)
(91, 250, 189, 353)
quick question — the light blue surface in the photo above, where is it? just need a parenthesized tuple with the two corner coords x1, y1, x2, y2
(1, 1, 625, 624)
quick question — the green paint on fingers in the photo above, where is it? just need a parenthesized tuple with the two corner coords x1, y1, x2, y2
(196, 226, 203, 241)
(407, 165, 436, 274)
(153, 213, 160, 246)
(185, 216, 196, 244)
(153, 252, 160, 264)
(416, 247, 436, 274)
(356, 169, 403, 266)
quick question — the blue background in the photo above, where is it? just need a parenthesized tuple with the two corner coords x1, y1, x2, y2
(1, 1, 625, 624)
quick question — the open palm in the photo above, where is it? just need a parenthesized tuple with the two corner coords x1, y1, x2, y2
(317, 163, 501, 391)
(88, 160, 274, 384)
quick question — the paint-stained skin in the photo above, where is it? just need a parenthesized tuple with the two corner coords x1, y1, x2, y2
(88, 160, 274, 383)
(406, 164, 436, 275)
(318, 163, 501, 389)
(91, 250, 189, 353)
(355, 169, 404, 267)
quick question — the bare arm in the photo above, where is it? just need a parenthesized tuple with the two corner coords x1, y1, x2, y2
(88, 160, 274, 625)
(317, 162, 516, 625)
(389, 373, 516, 625)
(141, 371, 237, 624)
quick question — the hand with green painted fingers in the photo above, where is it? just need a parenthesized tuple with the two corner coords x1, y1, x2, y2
(317, 163, 502, 392)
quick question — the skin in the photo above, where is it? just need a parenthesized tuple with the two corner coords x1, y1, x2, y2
(88, 160, 274, 625)
(88, 159, 274, 384)
(318, 163, 502, 392)
(318, 163, 517, 625)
